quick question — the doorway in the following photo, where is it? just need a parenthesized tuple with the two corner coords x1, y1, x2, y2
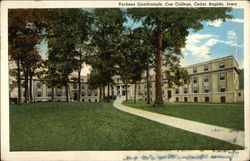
(73, 93, 78, 101)
(167, 90, 172, 99)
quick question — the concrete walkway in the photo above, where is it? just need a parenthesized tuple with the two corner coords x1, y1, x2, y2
(113, 97, 244, 147)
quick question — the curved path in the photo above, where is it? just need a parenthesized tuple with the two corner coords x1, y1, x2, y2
(113, 96, 244, 147)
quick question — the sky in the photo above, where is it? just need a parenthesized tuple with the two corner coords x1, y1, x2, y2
(180, 8, 244, 68)
(38, 8, 244, 76)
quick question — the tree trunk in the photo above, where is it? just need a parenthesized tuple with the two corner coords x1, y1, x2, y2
(125, 81, 128, 102)
(24, 67, 29, 103)
(134, 83, 137, 103)
(17, 59, 21, 104)
(51, 84, 54, 102)
(29, 73, 33, 102)
(99, 85, 102, 102)
(65, 83, 69, 102)
(78, 68, 81, 102)
(102, 85, 105, 101)
(154, 23, 164, 106)
(108, 83, 110, 97)
(146, 48, 151, 104)
(107, 83, 110, 102)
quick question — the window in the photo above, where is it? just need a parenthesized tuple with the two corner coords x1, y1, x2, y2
(81, 85, 85, 89)
(176, 97, 179, 102)
(193, 68, 197, 73)
(220, 85, 225, 92)
(57, 92, 62, 97)
(204, 65, 209, 71)
(193, 77, 197, 83)
(47, 92, 52, 97)
(220, 73, 225, 80)
(205, 97, 209, 102)
(95, 93, 97, 96)
(73, 84, 77, 89)
(81, 93, 85, 96)
(145, 85, 147, 89)
(175, 88, 179, 94)
(194, 97, 198, 102)
(204, 76, 209, 82)
(37, 91, 42, 97)
(184, 97, 188, 102)
(95, 99, 97, 102)
(138, 85, 141, 89)
(162, 90, 164, 95)
(57, 86, 62, 89)
(89, 99, 91, 102)
(82, 99, 85, 102)
(184, 88, 188, 94)
(204, 86, 209, 93)
(37, 82, 41, 88)
(193, 87, 198, 93)
(220, 96, 226, 103)
(238, 92, 241, 96)
(47, 86, 51, 89)
(219, 62, 225, 68)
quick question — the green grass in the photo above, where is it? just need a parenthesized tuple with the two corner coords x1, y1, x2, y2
(123, 100, 244, 131)
(10, 101, 243, 151)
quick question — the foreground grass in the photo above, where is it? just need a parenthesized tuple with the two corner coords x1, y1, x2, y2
(123, 100, 244, 131)
(10, 102, 243, 151)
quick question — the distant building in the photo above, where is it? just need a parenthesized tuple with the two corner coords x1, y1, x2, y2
(16, 56, 243, 103)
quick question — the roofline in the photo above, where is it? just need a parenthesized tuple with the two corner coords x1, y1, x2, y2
(183, 55, 237, 68)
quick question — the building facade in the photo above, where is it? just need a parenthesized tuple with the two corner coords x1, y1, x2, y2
(18, 56, 243, 103)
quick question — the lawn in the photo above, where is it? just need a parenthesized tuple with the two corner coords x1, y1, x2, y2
(123, 100, 244, 131)
(10, 101, 243, 151)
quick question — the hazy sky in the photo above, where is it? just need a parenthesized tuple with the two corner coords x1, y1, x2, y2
(38, 8, 244, 76)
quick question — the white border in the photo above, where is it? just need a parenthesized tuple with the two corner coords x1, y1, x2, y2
(1, 1, 250, 161)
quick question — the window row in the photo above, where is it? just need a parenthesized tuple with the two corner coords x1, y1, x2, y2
(192, 73, 225, 83)
(192, 62, 225, 73)
(34, 92, 98, 97)
(175, 96, 226, 103)
(35, 83, 90, 90)
(175, 85, 226, 94)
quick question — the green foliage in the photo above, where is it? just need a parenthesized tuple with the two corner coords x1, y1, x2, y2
(46, 9, 91, 87)
(87, 70, 103, 90)
(86, 9, 126, 88)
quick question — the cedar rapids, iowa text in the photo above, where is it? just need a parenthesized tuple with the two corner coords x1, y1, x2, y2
(118, 2, 238, 7)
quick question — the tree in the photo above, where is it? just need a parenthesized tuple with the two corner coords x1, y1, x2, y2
(115, 28, 148, 102)
(87, 69, 104, 102)
(86, 9, 126, 101)
(133, 26, 156, 104)
(46, 9, 90, 102)
(9, 9, 47, 103)
(128, 8, 232, 106)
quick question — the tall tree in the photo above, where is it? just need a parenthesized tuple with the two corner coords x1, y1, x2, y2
(9, 9, 47, 103)
(47, 9, 90, 102)
(128, 8, 232, 106)
(115, 29, 148, 102)
(87, 9, 126, 102)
